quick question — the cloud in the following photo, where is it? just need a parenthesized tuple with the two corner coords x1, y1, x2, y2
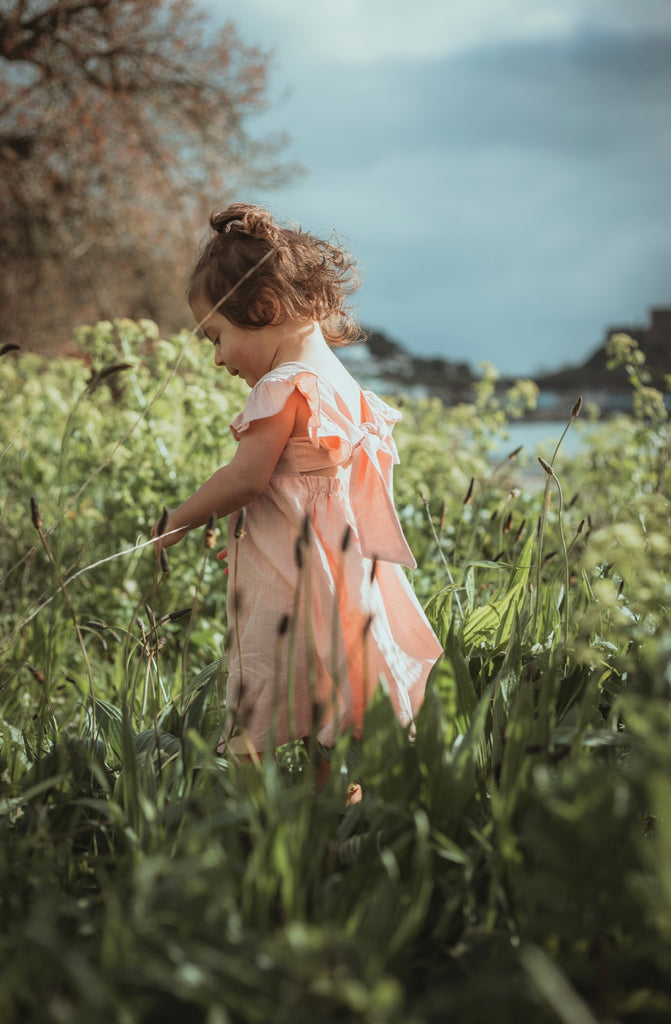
(577, 0, 671, 36)
(215, 0, 671, 65)
(211, 0, 568, 63)
(277, 29, 671, 165)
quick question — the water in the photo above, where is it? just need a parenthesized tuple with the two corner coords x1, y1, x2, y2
(488, 420, 596, 459)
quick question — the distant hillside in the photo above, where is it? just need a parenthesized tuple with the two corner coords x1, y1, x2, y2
(346, 307, 670, 416)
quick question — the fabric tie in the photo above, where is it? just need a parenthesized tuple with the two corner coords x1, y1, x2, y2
(348, 425, 417, 568)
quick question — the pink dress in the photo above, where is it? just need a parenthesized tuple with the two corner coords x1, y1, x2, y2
(221, 362, 442, 753)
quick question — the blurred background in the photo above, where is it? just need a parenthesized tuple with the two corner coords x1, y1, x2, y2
(2, 0, 670, 383)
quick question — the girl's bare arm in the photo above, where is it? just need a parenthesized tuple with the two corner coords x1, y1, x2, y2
(151, 390, 305, 547)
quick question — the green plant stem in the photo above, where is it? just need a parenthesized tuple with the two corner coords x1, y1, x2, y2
(531, 401, 581, 642)
(181, 542, 212, 706)
(420, 493, 464, 623)
(33, 515, 97, 739)
(548, 471, 570, 657)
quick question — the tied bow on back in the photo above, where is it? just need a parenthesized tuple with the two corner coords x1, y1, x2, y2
(348, 423, 416, 568)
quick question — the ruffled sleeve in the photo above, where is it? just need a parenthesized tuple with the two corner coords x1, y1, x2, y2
(230, 366, 354, 461)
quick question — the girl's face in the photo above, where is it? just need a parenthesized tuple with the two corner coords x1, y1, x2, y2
(191, 295, 271, 387)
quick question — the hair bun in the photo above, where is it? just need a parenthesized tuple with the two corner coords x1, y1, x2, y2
(211, 212, 246, 234)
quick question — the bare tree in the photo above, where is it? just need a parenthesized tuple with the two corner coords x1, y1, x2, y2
(0, 0, 294, 348)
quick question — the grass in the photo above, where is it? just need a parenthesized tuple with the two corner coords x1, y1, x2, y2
(0, 320, 670, 1022)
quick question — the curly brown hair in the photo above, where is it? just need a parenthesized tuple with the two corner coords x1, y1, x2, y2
(186, 203, 364, 346)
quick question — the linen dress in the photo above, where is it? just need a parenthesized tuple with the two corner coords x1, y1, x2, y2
(221, 361, 442, 753)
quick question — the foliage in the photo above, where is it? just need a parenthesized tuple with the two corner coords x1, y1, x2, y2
(0, 0, 294, 347)
(1, 325, 670, 1022)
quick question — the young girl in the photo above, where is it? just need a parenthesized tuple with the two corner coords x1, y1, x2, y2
(152, 203, 442, 765)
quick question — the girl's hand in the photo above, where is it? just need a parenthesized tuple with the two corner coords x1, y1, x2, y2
(150, 510, 189, 549)
(216, 547, 229, 576)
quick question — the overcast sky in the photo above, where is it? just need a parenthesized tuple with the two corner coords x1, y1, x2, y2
(202, 0, 671, 376)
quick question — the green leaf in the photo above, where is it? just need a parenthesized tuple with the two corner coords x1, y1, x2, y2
(462, 533, 534, 649)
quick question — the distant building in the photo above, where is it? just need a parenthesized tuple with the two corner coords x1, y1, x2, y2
(527, 305, 671, 415)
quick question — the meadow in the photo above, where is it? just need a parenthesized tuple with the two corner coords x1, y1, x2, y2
(1, 319, 670, 1024)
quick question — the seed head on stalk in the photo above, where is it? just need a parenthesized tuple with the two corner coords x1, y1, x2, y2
(156, 507, 169, 537)
(158, 607, 192, 625)
(204, 510, 217, 549)
(278, 613, 290, 636)
(30, 497, 42, 530)
(234, 507, 247, 540)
